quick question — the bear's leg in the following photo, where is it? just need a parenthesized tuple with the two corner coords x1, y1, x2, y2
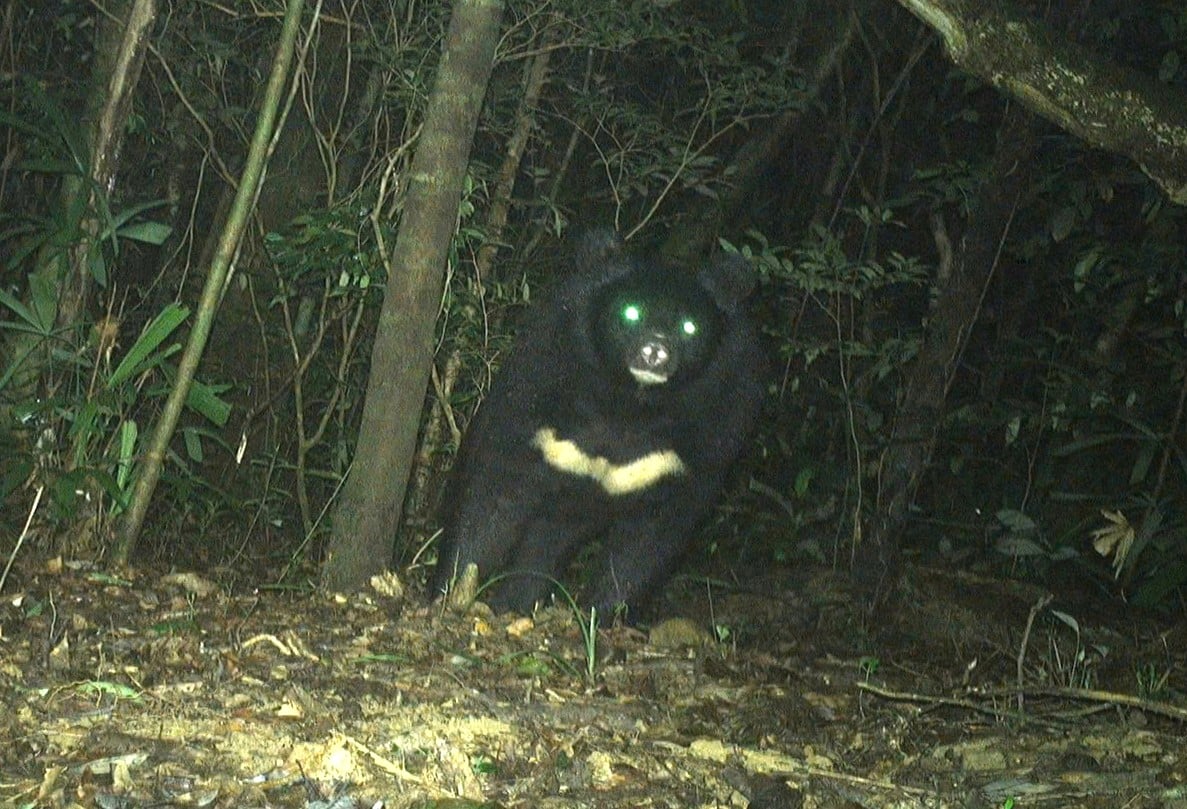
(483, 517, 595, 614)
(586, 501, 707, 616)
(433, 490, 535, 599)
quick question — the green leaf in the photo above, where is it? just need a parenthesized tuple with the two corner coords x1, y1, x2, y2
(108, 303, 189, 387)
(15, 158, 80, 175)
(1049, 609, 1080, 634)
(117, 420, 138, 490)
(185, 379, 232, 427)
(107, 198, 167, 230)
(88, 247, 108, 287)
(995, 508, 1036, 533)
(1071, 248, 1101, 293)
(24, 77, 89, 172)
(2, 221, 54, 271)
(183, 428, 203, 462)
(793, 467, 814, 497)
(29, 269, 60, 332)
(0, 108, 46, 138)
(1130, 443, 1155, 486)
(87, 468, 127, 511)
(1133, 561, 1187, 608)
(118, 221, 172, 245)
(1049, 206, 1077, 243)
(0, 286, 40, 330)
(68, 399, 102, 466)
(1158, 49, 1180, 83)
(995, 535, 1047, 557)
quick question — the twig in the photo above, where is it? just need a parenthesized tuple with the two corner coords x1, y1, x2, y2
(1017, 592, 1053, 711)
(856, 681, 1039, 725)
(337, 732, 423, 783)
(973, 685, 1187, 723)
(0, 485, 44, 594)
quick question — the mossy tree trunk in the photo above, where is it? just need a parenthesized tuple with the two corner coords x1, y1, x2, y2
(321, 0, 505, 592)
(893, 0, 1187, 202)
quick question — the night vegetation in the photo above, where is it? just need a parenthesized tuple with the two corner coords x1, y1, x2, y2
(2, 0, 1186, 613)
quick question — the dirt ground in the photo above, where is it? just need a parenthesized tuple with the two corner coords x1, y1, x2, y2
(2, 554, 1186, 809)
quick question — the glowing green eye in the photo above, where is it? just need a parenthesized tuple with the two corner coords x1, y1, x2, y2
(682, 319, 697, 336)
(622, 304, 642, 323)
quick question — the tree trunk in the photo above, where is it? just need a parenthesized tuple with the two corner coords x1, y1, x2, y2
(321, 0, 505, 592)
(404, 32, 554, 528)
(859, 105, 1038, 606)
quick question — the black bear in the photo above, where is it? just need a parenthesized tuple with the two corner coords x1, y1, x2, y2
(432, 231, 765, 615)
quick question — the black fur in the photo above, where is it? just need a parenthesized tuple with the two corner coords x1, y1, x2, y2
(432, 232, 765, 614)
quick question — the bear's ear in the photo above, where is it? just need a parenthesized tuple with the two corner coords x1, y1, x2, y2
(571, 229, 624, 273)
(699, 252, 757, 310)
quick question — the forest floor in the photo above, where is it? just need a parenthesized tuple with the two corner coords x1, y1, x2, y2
(2, 553, 1186, 809)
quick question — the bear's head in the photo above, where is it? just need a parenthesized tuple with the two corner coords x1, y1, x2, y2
(572, 232, 756, 393)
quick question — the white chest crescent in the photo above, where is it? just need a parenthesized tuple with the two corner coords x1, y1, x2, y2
(531, 427, 686, 495)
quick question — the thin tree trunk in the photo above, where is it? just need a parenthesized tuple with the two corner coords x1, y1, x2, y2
(60, 0, 158, 331)
(860, 105, 1037, 606)
(322, 0, 505, 592)
(114, 0, 308, 562)
(405, 31, 554, 526)
(1, 0, 157, 404)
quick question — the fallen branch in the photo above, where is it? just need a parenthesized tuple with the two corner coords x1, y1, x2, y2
(857, 680, 1187, 723)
